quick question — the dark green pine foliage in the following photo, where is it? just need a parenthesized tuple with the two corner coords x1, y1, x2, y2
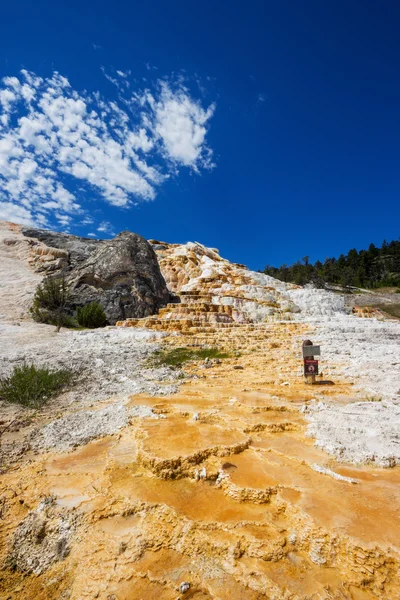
(263, 238, 400, 289)
(30, 276, 72, 330)
(76, 302, 107, 328)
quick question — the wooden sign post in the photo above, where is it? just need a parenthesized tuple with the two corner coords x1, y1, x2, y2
(302, 340, 320, 384)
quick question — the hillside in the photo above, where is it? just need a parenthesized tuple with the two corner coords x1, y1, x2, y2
(1, 221, 400, 600)
(263, 238, 400, 289)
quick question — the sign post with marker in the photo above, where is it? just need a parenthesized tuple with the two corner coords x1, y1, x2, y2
(302, 340, 320, 384)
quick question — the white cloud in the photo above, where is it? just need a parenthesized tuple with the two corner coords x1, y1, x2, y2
(137, 83, 215, 169)
(97, 220, 116, 236)
(55, 213, 72, 226)
(0, 69, 215, 229)
(0, 201, 35, 226)
(0, 89, 17, 123)
(3, 76, 21, 91)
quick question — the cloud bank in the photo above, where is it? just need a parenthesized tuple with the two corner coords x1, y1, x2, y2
(0, 70, 215, 231)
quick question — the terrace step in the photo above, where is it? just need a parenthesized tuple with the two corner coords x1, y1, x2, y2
(116, 286, 269, 334)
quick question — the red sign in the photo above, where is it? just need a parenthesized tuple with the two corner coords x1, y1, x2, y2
(304, 359, 319, 375)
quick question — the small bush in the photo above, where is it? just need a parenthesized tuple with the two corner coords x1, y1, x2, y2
(30, 277, 71, 331)
(76, 302, 107, 328)
(0, 364, 75, 409)
(153, 347, 230, 368)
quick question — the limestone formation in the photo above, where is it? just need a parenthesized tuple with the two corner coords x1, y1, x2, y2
(117, 240, 301, 333)
(2, 323, 400, 599)
(2, 221, 400, 600)
(8, 496, 78, 575)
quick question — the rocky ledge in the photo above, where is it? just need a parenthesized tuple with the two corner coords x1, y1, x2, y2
(17, 225, 171, 324)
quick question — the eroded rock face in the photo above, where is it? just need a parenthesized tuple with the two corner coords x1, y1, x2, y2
(21, 227, 171, 324)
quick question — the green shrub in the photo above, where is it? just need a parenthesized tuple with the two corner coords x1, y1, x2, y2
(30, 277, 71, 331)
(152, 347, 230, 368)
(0, 363, 75, 409)
(76, 302, 107, 328)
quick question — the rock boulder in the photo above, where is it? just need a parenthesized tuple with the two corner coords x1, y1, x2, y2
(22, 227, 170, 324)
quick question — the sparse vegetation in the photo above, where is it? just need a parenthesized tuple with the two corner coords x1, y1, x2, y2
(263, 238, 400, 289)
(365, 394, 383, 402)
(31, 279, 108, 330)
(76, 302, 107, 328)
(374, 304, 400, 319)
(0, 363, 75, 409)
(30, 276, 72, 331)
(152, 347, 230, 368)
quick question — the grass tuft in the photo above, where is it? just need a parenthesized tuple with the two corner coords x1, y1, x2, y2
(152, 347, 230, 368)
(0, 363, 75, 409)
(365, 394, 383, 402)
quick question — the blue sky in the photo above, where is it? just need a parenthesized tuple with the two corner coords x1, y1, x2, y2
(1, 1, 399, 270)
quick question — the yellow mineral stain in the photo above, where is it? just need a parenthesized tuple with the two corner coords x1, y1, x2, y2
(2, 321, 400, 600)
(110, 468, 271, 523)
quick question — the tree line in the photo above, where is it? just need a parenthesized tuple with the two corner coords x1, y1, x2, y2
(262, 239, 400, 289)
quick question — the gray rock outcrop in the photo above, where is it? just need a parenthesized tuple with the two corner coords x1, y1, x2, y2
(21, 227, 171, 324)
